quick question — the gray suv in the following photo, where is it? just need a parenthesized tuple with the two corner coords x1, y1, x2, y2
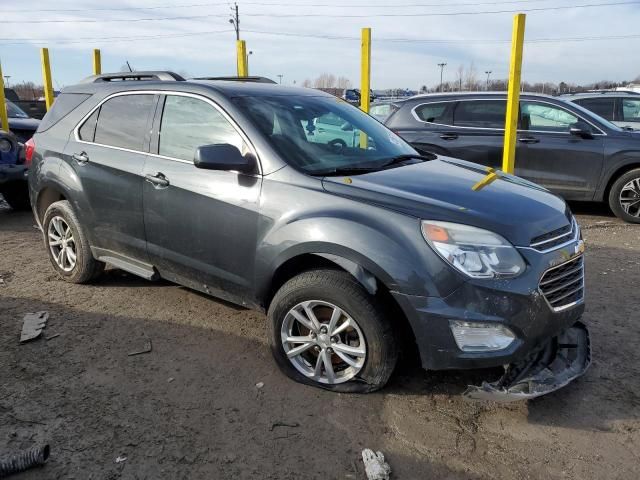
(563, 91, 640, 131)
(27, 72, 590, 400)
(384, 92, 640, 223)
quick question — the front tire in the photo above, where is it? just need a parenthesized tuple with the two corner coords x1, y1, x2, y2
(42, 200, 104, 283)
(609, 168, 640, 224)
(267, 269, 397, 393)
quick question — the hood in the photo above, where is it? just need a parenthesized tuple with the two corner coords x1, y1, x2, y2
(321, 157, 570, 247)
(9, 117, 40, 132)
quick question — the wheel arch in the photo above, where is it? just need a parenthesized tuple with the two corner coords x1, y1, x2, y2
(602, 162, 640, 203)
(35, 184, 68, 223)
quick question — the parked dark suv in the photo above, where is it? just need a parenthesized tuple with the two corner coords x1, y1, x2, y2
(562, 91, 640, 131)
(384, 92, 640, 223)
(28, 72, 590, 400)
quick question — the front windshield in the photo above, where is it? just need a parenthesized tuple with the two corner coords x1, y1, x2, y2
(560, 98, 622, 132)
(233, 95, 417, 175)
(7, 101, 29, 119)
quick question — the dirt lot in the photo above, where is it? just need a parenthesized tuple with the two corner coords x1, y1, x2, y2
(1, 198, 639, 480)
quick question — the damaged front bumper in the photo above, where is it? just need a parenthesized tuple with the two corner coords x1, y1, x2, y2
(463, 321, 591, 402)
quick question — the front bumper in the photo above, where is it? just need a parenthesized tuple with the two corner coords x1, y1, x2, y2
(463, 321, 590, 402)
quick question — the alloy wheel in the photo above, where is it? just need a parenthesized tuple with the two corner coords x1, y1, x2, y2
(48, 216, 77, 272)
(280, 300, 367, 384)
(619, 178, 640, 218)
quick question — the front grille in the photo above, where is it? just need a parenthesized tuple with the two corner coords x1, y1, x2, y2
(530, 218, 577, 252)
(539, 255, 585, 311)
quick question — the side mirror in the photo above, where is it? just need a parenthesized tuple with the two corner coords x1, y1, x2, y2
(194, 144, 254, 172)
(341, 122, 354, 131)
(569, 121, 593, 139)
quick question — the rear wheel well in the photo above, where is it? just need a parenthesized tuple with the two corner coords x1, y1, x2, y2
(266, 254, 420, 367)
(604, 163, 640, 203)
(36, 187, 66, 222)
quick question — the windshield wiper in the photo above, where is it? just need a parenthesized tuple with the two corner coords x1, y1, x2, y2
(378, 154, 434, 168)
(311, 166, 383, 176)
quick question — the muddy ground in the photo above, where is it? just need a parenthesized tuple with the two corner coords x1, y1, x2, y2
(1, 198, 639, 480)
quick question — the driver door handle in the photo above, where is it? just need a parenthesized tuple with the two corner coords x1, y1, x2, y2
(439, 133, 458, 140)
(518, 136, 540, 144)
(145, 172, 170, 188)
(72, 152, 89, 164)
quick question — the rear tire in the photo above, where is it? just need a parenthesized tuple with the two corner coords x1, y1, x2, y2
(1, 182, 30, 211)
(42, 200, 105, 283)
(608, 168, 640, 224)
(267, 269, 398, 393)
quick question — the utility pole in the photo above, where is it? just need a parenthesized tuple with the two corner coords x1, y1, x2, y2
(229, 3, 240, 40)
(437, 63, 446, 92)
(3, 76, 10, 88)
(277, 74, 283, 84)
(485, 70, 492, 91)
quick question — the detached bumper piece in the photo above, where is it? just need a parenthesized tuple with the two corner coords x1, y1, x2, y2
(464, 321, 590, 402)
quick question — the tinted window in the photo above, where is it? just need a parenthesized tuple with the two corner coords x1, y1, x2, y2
(454, 100, 506, 128)
(38, 93, 91, 132)
(573, 98, 615, 120)
(622, 99, 640, 122)
(78, 108, 99, 142)
(414, 102, 452, 124)
(521, 102, 579, 132)
(94, 94, 155, 150)
(159, 95, 246, 162)
(7, 101, 28, 118)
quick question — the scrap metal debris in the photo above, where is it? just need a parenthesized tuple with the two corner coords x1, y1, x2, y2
(464, 322, 591, 402)
(0, 444, 50, 478)
(115, 455, 127, 464)
(19, 312, 49, 343)
(269, 421, 299, 431)
(361, 449, 391, 480)
(128, 339, 152, 356)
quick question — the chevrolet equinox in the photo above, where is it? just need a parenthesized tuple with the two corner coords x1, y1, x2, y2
(27, 72, 590, 400)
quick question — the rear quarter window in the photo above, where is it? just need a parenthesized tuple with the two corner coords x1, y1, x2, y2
(413, 102, 453, 125)
(37, 93, 92, 132)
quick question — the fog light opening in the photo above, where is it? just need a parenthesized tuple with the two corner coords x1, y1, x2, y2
(450, 321, 515, 352)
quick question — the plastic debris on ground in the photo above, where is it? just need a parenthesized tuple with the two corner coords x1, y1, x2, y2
(362, 449, 391, 480)
(19, 311, 49, 343)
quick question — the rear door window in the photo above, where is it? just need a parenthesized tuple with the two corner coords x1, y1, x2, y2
(413, 102, 453, 125)
(573, 98, 615, 120)
(158, 95, 247, 162)
(93, 94, 155, 151)
(453, 100, 506, 129)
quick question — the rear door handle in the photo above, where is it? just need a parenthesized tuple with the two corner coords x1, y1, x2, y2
(439, 133, 458, 140)
(518, 136, 540, 144)
(145, 172, 170, 188)
(72, 152, 89, 164)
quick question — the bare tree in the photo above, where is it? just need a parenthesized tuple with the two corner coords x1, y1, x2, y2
(313, 73, 337, 89)
(12, 82, 44, 100)
(336, 76, 351, 89)
(301, 79, 312, 88)
(464, 62, 479, 91)
(455, 65, 464, 91)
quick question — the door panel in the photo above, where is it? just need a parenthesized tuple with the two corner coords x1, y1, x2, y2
(515, 101, 605, 200)
(143, 94, 262, 303)
(63, 93, 157, 261)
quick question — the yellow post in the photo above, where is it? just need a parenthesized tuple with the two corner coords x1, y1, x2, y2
(0, 60, 9, 132)
(40, 48, 55, 111)
(360, 27, 371, 149)
(502, 13, 526, 175)
(236, 40, 248, 77)
(92, 49, 102, 75)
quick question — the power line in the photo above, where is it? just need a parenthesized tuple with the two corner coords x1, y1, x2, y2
(242, 1, 640, 17)
(1, 0, 637, 22)
(0, 30, 234, 45)
(0, 0, 565, 13)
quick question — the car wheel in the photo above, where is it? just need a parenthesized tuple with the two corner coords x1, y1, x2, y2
(267, 269, 397, 393)
(328, 138, 347, 151)
(608, 168, 640, 224)
(42, 200, 105, 283)
(1, 182, 30, 211)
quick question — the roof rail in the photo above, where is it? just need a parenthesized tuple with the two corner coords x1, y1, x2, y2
(192, 76, 277, 84)
(80, 71, 186, 84)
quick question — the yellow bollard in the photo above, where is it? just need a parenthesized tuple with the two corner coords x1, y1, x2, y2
(360, 27, 371, 149)
(93, 49, 102, 75)
(0, 60, 9, 132)
(236, 40, 248, 77)
(502, 14, 526, 175)
(40, 48, 55, 111)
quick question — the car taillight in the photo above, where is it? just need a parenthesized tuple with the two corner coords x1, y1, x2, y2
(24, 138, 35, 167)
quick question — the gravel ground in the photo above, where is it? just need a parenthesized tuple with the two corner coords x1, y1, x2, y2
(1, 198, 639, 480)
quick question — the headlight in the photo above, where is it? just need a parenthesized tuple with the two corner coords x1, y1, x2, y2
(421, 220, 525, 278)
(0, 138, 12, 153)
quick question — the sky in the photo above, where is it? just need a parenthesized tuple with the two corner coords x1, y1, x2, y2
(1, 0, 639, 90)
